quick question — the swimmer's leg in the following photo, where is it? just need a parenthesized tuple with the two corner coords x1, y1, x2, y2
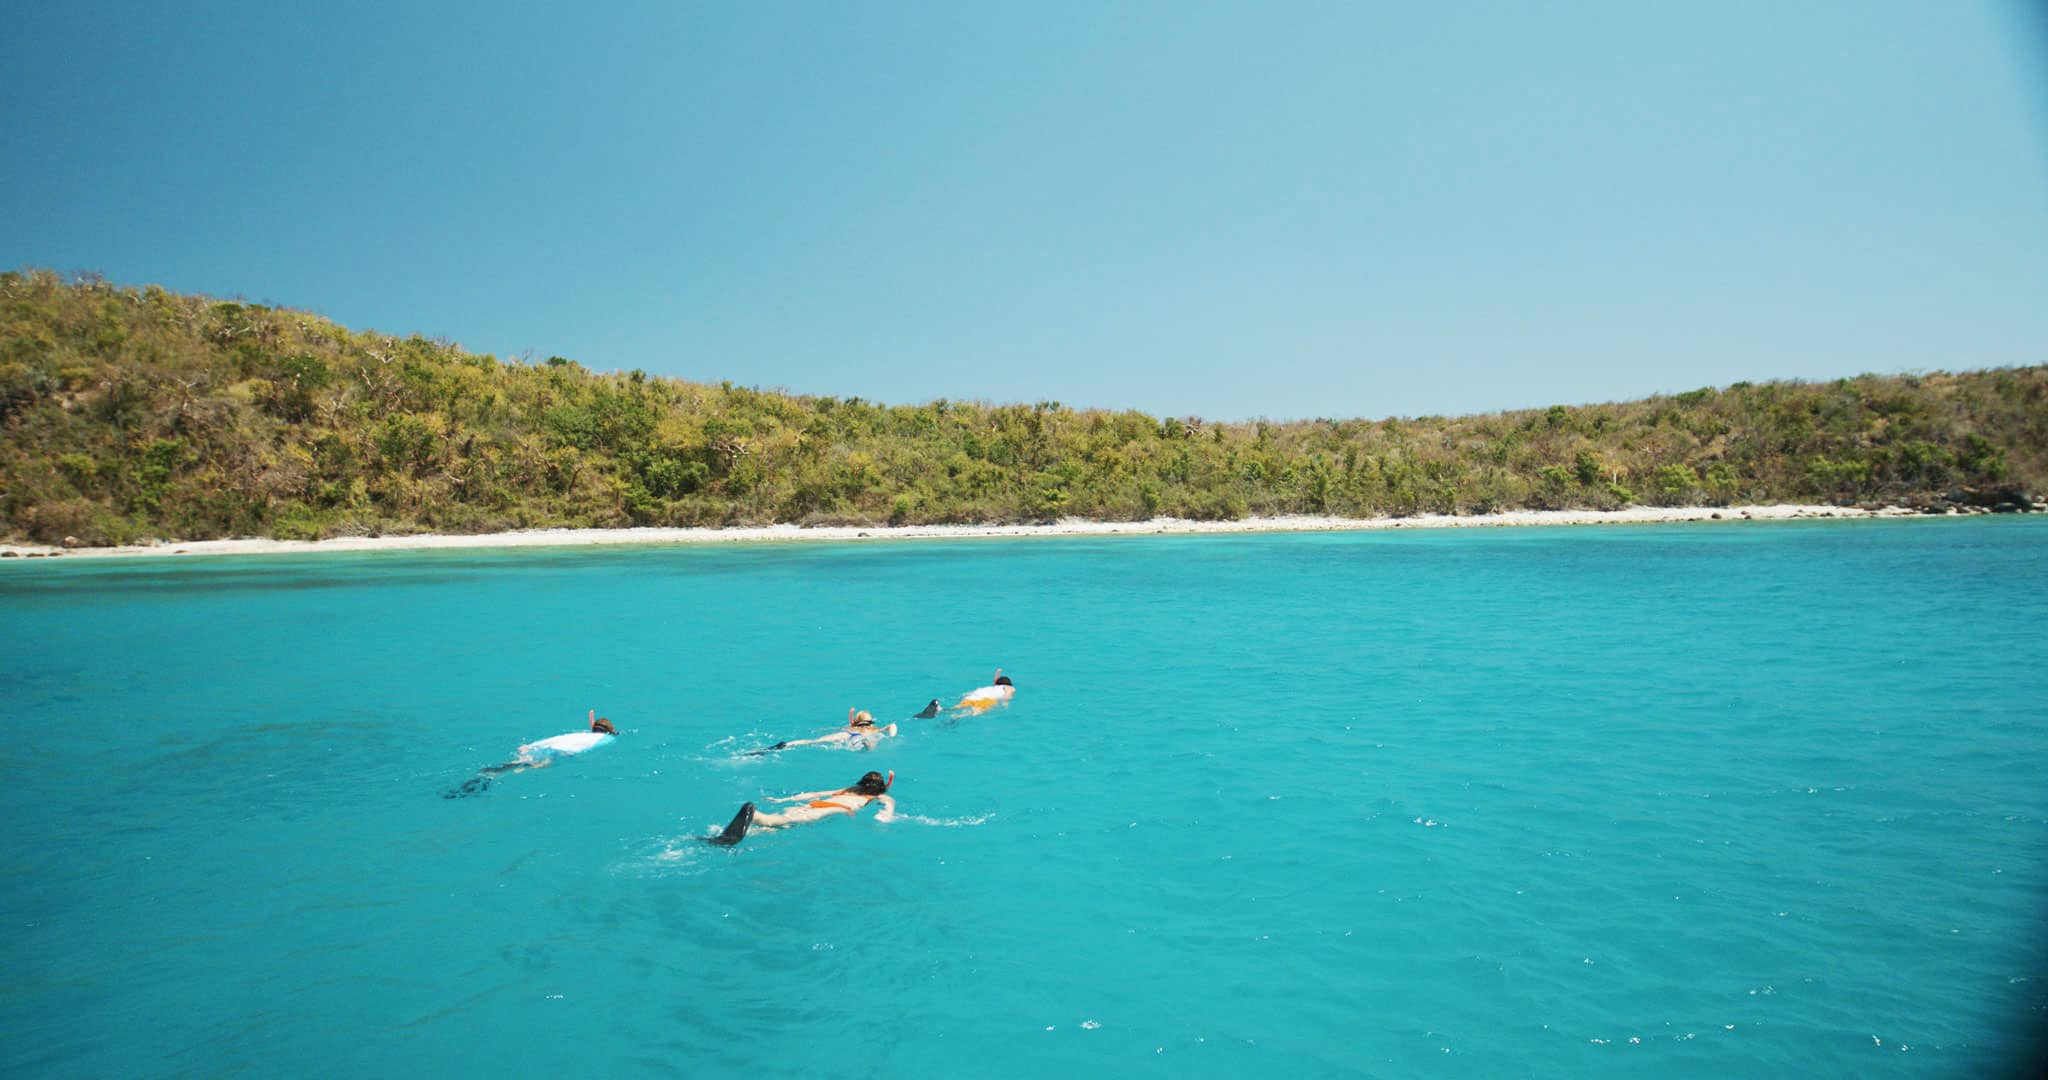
(443, 760, 526, 798)
(442, 758, 540, 798)
(748, 803, 839, 830)
(442, 775, 492, 798)
(705, 802, 756, 846)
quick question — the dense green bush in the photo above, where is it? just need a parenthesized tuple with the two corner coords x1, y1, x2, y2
(2, 269, 2043, 545)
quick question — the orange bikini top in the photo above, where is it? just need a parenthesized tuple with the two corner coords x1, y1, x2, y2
(807, 772, 891, 815)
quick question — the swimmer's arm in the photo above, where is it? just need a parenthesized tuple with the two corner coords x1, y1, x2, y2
(771, 789, 836, 803)
(883, 723, 898, 737)
(873, 794, 896, 822)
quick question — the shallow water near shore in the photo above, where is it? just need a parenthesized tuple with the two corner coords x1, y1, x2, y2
(3, 517, 2045, 1076)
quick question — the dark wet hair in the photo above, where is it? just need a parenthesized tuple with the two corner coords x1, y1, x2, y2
(994, 675, 1013, 687)
(846, 771, 890, 796)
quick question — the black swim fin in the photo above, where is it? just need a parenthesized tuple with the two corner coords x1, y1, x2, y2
(742, 741, 789, 757)
(442, 775, 491, 799)
(706, 802, 756, 846)
(912, 699, 941, 720)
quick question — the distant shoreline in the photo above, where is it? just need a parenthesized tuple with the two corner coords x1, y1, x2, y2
(0, 503, 1997, 562)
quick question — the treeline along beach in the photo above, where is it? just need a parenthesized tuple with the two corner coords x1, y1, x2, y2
(3, 269, 2042, 546)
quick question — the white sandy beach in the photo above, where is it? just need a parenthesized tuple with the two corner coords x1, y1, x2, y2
(0, 503, 1946, 561)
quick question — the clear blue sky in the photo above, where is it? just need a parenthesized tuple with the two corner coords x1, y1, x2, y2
(4, 2, 2045, 421)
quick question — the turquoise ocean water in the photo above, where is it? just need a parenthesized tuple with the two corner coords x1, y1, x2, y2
(3, 519, 2045, 1076)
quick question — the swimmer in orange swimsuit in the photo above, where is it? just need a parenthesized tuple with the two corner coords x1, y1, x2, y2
(705, 771, 896, 846)
(950, 669, 1015, 717)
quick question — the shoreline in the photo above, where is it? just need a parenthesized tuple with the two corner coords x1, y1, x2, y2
(0, 503, 1975, 562)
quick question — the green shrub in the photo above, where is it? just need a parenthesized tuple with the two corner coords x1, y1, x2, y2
(269, 506, 329, 542)
(1650, 464, 1699, 505)
(57, 453, 99, 487)
(1703, 462, 1740, 503)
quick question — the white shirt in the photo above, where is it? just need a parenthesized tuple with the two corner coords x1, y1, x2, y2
(518, 731, 615, 760)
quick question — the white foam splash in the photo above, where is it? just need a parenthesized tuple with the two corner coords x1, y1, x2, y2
(607, 837, 726, 879)
(899, 813, 991, 827)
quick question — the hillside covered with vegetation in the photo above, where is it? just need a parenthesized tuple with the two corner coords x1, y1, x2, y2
(2, 270, 2041, 546)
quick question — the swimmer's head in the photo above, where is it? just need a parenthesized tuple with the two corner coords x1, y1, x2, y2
(994, 675, 1013, 687)
(591, 717, 617, 735)
(849, 710, 876, 729)
(849, 771, 890, 796)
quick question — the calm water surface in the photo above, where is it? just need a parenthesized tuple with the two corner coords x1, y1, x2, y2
(3, 518, 2045, 1077)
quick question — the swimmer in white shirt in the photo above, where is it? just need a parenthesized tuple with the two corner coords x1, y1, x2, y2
(444, 711, 618, 798)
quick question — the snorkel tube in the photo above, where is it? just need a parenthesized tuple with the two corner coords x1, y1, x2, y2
(885, 770, 895, 791)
